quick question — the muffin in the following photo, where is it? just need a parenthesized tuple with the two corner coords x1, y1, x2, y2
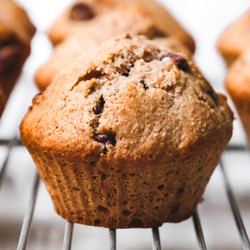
(0, 84, 6, 118)
(35, 35, 99, 91)
(115, 0, 195, 53)
(0, 0, 36, 99)
(48, 0, 195, 52)
(225, 50, 250, 144)
(20, 34, 233, 228)
(35, 30, 191, 91)
(218, 10, 250, 66)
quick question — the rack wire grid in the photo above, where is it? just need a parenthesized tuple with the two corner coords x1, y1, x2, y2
(0, 119, 250, 249)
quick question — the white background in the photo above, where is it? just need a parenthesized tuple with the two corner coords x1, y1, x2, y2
(0, 1, 249, 249)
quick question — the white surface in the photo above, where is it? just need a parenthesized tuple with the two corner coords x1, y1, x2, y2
(0, 0, 250, 249)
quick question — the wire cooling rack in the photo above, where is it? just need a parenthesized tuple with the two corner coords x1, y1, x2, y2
(0, 136, 249, 250)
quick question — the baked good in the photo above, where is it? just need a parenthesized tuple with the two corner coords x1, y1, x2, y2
(48, 0, 195, 52)
(35, 35, 99, 91)
(48, 0, 118, 45)
(20, 34, 232, 228)
(225, 50, 250, 144)
(115, 0, 195, 53)
(0, 0, 36, 99)
(35, 33, 191, 91)
(218, 10, 250, 66)
(0, 84, 6, 118)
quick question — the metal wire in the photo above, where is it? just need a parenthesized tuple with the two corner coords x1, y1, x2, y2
(0, 141, 246, 249)
(192, 209, 207, 250)
(109, 229, 116, 250)
(220, 158, 250, 250)
(152, 227, 161, 250)
(0, 136, 19, 188)
(17, 171, 40, 250)
(0, 138, 22, 146)
(63, 222, 74, 250)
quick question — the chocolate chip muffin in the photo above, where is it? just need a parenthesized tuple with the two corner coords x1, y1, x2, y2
(48, 0, 195, 52)
(20, 34, 232, 228)
(48, 0, 117, 45)
(218, 10, 250, 66)
(225, 50, 250, 144)
(0, 0, 36, 100)
(35, 31, 191, 91)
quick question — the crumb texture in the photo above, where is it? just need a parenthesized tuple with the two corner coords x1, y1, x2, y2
(21, 34, 233, 228)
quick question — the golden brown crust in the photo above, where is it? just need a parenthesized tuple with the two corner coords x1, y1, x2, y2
(48, 0, 195, 52)
(35, 33, 191, 91)
(48, 0, 117, 46)
(217, 10, 250, 66)
(225, 50, 250, 142)
(21, 34, 232, 228)
(116, 0, 195, 53)
(0, 0, 36, 99)
(35, 35, 99, 91)
(0, 84, 6, 118)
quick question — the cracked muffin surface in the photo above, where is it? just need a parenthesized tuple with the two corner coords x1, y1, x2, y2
(20, 34, 233, 228)
(35, 31, 191, 91)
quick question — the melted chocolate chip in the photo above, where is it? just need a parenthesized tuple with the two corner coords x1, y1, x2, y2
(93, 95, 105, 115)
(70, 3, 94, 20)
(94, 133, 116, 146)
(0, 46, 21, 71)
(140, 80, 148, 90)
(122, 72, 129, 77)
(161, 53, 189, 72)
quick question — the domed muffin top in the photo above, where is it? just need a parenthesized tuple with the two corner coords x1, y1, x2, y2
(21, 34, 232, 166)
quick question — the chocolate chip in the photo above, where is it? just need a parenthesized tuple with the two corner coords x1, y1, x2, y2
(70, 3, 94, 20)
(0, 46, 21, 71)
(94, 133, 116, 146)
(140, 80, 148, 90)
(32, 92, 42, 105)
(207, 89, 218, 103)
(122, 72, 129, 77)
(161, 53, 189, 72)
(121, 68, 130, 77)
(93, 95, 105, 115)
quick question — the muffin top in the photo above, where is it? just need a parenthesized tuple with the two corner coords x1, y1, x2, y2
(35, 32, 191, 91)
(217, 10, 250, 65)
(48, 0, 195, 52)
(225, 50, 250, 101)
(35, 35, 99, 91)
(48, 0, 124, 45)
(21, 34, 232, 166)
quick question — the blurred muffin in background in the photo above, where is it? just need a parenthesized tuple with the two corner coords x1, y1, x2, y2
(225, 50, 250, 144)
(0, 0, 36, 115)
(48, 0, 195, 52)
(218, 10, 250, 66)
